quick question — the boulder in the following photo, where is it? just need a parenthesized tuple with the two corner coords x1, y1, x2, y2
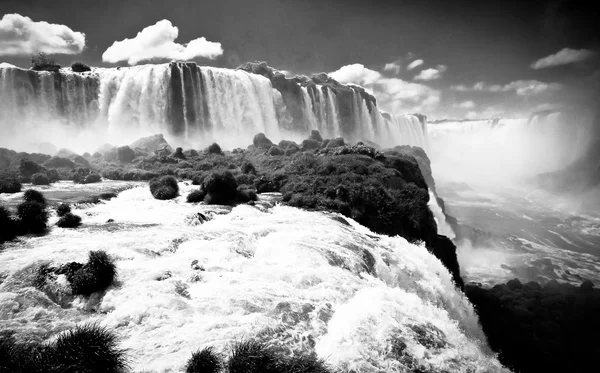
(130, 134, 172, 152)
(253, 133, 274, 149)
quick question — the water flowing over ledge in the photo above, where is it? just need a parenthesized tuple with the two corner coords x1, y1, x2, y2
(0, 63, 428, 152)
(0, 182, 507, 372)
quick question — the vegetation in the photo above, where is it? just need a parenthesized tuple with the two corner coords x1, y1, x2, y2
(31, 52, 61, 72)
(57, 213, 82, 228)
(149, 175, 179, 200)
(0, 170, 21, 193)
(31, 173, 51, 185)
(202, 170, 238, 205)
(467, 279, 600, 373)
(17, 199, 48, 234)
(23, 189, 47, 205)
(57, 250, 117, 296)
(71, 61, 91, 72)
(0, 205, 17, 243)
(56, 203, 71, 217)
(207, 143, 222, 155)
(186, 347, 222, 373)
(0, 324, 128, 372)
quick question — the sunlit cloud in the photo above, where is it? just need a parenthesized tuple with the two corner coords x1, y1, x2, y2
(102, 19, 223, 65)
(450, 80, 562, 96)
(0, 13, 85, 56)
(383, 61, 401, 74)
(406, 59, 424, 71)
(330, 63, 440, 114)
(531, 48, 595, 69)
(457, 100, 476, 109)
(414, 65, 447, 81)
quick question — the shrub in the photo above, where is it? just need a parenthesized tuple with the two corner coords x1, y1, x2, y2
(23, 189, 47, 206)
(71, 61, 91, 72)
(286, 354, 331, 373)
(117, 146, 136, 163)
(84, 172, 102, 184)
(236, 185, 258, 203)
(31, 173, 50, 185)
(241, 161, 256, 175)
(46, 324, 128, 372)
(149, 175, 179, 200)
(207, 143, 222, 155)
(0, 171, 22, 193)
(267, 146, 284, 156)
(173, 147, 186, 159)
(187, 189, 207, 203)
(186, 347, 222, 373)
(228, 340, 280, 373)
(202, 171, 237, 205)
(16, 201, 48, 234)
(61, 250, 117, 295)
(19, 158, 45, 180)
(0, 206, 17, 243)
(46, 169, 60, 182)
(31, 52, 61, 72)
(43, 156, 76, 169)
(56, 203, 71, 217)
(57, 213, 82, 228)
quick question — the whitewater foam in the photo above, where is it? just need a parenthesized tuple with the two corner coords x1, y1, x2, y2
(0, 182, 507, 372)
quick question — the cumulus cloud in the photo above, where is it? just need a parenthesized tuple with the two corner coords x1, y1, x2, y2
(406, 59, 424, 71)
(102, 19, 223, 65)
(530, 48, 595, 69)
(0, 13, 85, 56)
(450, 80, 562, 96)
(414, 65, 447, 81)
(330, 63, 440, 114)
(383, 61, 401, 74)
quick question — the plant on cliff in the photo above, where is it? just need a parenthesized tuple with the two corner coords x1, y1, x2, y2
(71, 61, 91, 72)
(149, 175, 179, 200)
(31, 52, 61, 72)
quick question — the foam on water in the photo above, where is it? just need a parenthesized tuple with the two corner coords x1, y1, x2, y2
(0, 182, 507, 372)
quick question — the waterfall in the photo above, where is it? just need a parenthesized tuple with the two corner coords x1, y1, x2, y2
(428, 189, 455, 239)
(0, 62, 431, 152)
(427, 113, 596, 185)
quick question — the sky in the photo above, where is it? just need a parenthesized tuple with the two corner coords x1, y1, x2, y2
(1, 0, 598, 120)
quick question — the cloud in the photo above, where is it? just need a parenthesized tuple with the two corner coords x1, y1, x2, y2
(406, 59, 424, 71)
(330, 63, 440, 114)
(457, 100, 476, 109)
(0, 13, 85, 56)
(450, 80, 562, 95)
(383, 61, 401, 74)
(102, 19, 223, 65)
(530, 48, 595, 69)
(414, 65, 447, 81)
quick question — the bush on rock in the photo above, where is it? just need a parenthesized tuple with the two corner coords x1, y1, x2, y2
(57, 213, 82, 228)
(202, 170, 238, 205)
(59, 250, 117, 296)
(149, 175, 179, 200)
(31, 173, 50, 185)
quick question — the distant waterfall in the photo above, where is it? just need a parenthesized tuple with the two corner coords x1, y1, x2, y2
(0, 62, 430, 151)
(427, 113, 596, 184)
(428, 189, 455, 239)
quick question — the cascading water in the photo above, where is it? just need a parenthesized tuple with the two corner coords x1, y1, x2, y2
(0, 62, 430, 152)
(0, 182, 508, 372)
(428, 189, 455, 239)
(427, 113, 596, 185)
